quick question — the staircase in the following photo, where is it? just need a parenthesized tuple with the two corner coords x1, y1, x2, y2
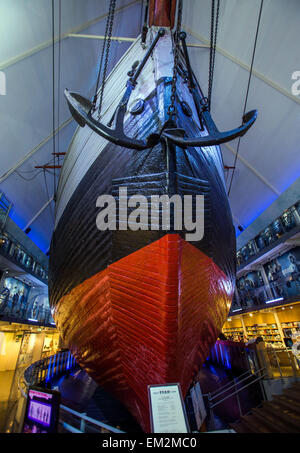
(230, 381, 300, 433)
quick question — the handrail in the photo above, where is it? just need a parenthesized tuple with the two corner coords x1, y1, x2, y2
(60, 405, 125, 433)
(19, 353, 125, 434)
(62, 422, 83, 433)
(208, 368, 257, 397)
(209, 372, 267, 409)
(208, 367, 265, 402)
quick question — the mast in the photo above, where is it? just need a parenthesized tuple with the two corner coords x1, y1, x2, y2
(148, 0, 177, 28)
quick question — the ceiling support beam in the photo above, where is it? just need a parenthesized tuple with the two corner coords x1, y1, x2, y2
(23, 197, 54, 232)
(185, 28, 300, 106)
(0, 0, 139, 71)
(0, 117, 73, 184)
(224, 142, 281, 196)
(68, 33, 209, 48)
(68, 33, 136, 43)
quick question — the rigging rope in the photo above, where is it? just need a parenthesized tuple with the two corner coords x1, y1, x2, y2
(227, 0, 264, 197)
(56, 0, 62, 200)
(51, 0, 56, 205)
(50, 0, 62, 214)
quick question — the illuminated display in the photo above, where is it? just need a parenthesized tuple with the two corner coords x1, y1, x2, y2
(22, 387, 60, 433)
(28, 400, 52, 427)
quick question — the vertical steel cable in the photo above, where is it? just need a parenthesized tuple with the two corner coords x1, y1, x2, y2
(52, 0, 56, 203)
(228, 0, 264, 197)
(55, 0, 62, 202)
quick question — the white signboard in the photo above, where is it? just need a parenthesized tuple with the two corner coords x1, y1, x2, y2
(190, 382, 207, 429)
(148, 384, 189, 433)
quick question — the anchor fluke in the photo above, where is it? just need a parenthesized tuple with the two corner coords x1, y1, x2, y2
(161, 109, 257, 148)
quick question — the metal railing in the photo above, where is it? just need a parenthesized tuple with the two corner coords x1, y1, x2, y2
(236, 203, 300, 268)
(264, 347, 300, 379)
(59, 405, 124, 433)
(18, 352, 124, 434)
(204, 367, 266, 431)
(236, 276, 300, 310)
(0, 231, 48, 283)
(0, 303, 55, 327)
(24, 351, 77, 386)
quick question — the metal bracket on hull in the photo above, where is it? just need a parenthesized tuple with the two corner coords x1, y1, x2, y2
(64, 29, 166, 151)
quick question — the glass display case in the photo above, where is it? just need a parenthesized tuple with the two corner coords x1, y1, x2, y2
(270, 218, 284, 239)
(281, 207, 297, 232)
(255, 234, 266, 251)
(237, 251, 244, 267)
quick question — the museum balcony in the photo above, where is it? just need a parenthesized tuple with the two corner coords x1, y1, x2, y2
(236, 201, 300, 272)
(0, 192, 48, 286)
(0, 230, 48, 285)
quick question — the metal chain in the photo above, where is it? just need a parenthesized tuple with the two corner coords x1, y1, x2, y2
(208, 0, 220, 111)
(167, 0, 183, 119)
(208, 0, 215, 108)
(92, 1, 113, 110)
(98, 0, 116, 118)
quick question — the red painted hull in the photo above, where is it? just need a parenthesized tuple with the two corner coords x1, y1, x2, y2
(53, 234, 233, 431)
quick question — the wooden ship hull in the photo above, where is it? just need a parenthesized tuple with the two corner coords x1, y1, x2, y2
(49, 17, 241, 431)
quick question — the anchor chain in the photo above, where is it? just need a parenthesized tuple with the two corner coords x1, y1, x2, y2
(92, 0, 116, 117)
(167, 0, 183, 120)
(208, 0, 220, 111)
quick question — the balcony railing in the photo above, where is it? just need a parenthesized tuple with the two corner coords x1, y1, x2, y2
(0, 231, 48, 283)
(18, 352, 124, 434)
(0, 295, 55, 326)
(237, 203, 300, 269)
(235, 271, 300, 310)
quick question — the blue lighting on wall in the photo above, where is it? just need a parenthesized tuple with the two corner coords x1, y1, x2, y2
(46, 356, 52, 383)
(235, 174, 299, 239)
(235, 196, 278, 238)
(66, 351, 71, 370)
(8, 211, 50, 254)
(51, 353, 56, 380)
(224, 347, 232, 369)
